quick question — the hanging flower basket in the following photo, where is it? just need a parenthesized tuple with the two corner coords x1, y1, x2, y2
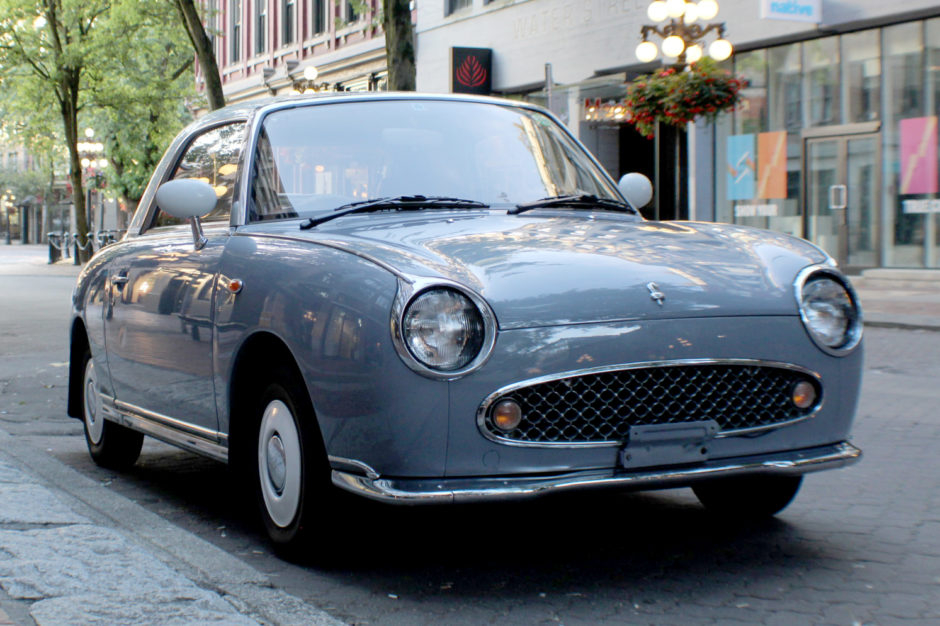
(624, 58, 744, 139)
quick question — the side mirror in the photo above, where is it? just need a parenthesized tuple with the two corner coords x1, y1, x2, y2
(155, 179, 218, 250)
(618, 173, 653, 210)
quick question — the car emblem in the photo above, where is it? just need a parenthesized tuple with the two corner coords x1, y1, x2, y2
(647, 282, 665, 306)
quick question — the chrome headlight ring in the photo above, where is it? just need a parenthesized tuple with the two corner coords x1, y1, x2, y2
(794, 265, 863, 356)
(390, 277, 497, 380)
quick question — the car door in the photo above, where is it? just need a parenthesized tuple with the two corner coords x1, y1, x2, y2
(103, 122, 246, 436)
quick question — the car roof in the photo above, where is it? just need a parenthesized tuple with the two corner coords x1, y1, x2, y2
(192, 92, 543, 130)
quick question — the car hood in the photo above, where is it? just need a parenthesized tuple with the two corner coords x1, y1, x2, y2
(251, 212, 830, 329)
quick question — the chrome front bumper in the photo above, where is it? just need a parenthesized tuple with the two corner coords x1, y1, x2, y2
(331, 442, 861, 504)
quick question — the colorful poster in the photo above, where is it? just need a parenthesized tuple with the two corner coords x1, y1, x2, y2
(899, 116, 938, 195)
(726, 134, 756, 200)
(757, 131, 788, 199)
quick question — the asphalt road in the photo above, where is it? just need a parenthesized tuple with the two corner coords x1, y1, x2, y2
(1, 244, 939, 625)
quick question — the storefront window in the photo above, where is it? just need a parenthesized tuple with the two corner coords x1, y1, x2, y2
(804, 37, 840, 127)
(842, 31, 881, 124)
(769, 44, 802, 132)
(884, 22, 926, 267)
(926, 18, 940, 267)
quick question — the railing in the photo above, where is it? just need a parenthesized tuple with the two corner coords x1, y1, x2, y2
(48, 229, 126, 264)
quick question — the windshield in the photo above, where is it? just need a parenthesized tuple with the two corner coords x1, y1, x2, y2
(249, 99, 622, 222)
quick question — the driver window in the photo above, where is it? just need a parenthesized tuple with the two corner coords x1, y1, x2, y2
(151, 122, 247, 229)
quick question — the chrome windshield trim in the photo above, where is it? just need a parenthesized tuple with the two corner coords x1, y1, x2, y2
(476, 358, 824, 448)
(101, 396, 228, 462)
(332, 442, 861, 504)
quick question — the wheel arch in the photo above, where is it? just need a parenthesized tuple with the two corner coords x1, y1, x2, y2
(67, 317, 90, 419)
(227, 330, 326, 468)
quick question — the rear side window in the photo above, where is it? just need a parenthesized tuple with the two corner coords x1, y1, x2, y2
(151, 122, 247, 229)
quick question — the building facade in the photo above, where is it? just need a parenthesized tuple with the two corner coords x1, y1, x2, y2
(414, 0, 940, 270)
(206, 0, 389, 102)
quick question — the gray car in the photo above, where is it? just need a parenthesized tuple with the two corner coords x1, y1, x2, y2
(68, 93, 862, 552)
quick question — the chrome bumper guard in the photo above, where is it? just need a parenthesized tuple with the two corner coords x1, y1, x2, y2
(331, 442, 861, 504)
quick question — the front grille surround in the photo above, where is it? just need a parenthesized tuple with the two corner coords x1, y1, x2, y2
(477, 359, 823, 448)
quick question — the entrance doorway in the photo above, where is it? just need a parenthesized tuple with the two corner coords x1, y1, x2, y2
(804, 130, 880, 271)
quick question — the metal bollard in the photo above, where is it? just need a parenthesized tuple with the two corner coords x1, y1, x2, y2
(47, 233, 61, 264)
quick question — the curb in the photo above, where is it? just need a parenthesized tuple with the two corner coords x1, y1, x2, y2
(0, 428, 344, 626)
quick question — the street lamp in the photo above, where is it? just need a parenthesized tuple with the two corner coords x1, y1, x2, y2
(2, 189, 15, 244)
(289, 64, 329, 94)
(636, 0, 733, 66)
(78, 130, 108, 233)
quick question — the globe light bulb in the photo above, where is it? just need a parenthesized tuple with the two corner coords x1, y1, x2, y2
(662, 35, 686, 58)
(665, 0, 686, 18)
(697, 0, 719, 20)
(647, 1, 668, 22)
(636, 40, 659, 63)
(84, 128, 94, 138)
(81, 158, 90, 168)
(709, 38, 733, 61)
(685, 43, 703, 63)
(99, 159, 108, 168)
(683, 2, 699, 23)
(303, 65, 318, 81)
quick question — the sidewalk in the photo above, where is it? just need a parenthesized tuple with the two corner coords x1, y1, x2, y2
(0, 428, 343, 626)
(850, 269, 940, 332)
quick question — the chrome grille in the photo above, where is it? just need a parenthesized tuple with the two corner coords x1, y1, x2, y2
(481, 363, 821, 444)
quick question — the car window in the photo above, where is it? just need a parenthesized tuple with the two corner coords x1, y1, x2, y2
(150, 122, 247, 229)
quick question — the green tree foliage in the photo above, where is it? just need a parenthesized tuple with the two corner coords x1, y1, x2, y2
(0, 0, 197, 257)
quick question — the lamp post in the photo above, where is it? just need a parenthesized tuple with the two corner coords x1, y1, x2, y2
(289, 65, 330, 94)
(77, 128, 108, 234)
(635, 0, 734, 220)
(636, 0, 733, 67)
(2, 189, 14, 245)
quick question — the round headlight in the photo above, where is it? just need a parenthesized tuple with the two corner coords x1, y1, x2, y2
(403, 288, 485, 371)
(798, 271, 862, 354)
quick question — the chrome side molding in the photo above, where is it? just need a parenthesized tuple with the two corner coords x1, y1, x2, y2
(100, 395, 228, 462)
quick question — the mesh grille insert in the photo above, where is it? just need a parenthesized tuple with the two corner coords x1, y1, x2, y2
(482, 364, 820, 444)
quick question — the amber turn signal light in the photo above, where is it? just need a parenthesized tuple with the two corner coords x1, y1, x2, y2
(791, 381, 817, 410)
(492, 400, 523, 432)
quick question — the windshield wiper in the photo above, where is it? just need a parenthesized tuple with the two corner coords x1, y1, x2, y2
(509, 194, 637, 216)
(300, 195, 489, 229)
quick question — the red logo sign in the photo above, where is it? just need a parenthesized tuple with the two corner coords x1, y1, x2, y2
(456, 56, 488, 88)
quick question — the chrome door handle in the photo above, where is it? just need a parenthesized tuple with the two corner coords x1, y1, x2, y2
(829, 184, 847, 210)
(111, 275, 129, 286)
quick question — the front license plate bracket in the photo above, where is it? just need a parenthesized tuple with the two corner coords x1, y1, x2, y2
(620, 420, 720, 469)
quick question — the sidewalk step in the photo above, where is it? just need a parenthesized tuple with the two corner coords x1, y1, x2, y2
(853, 269, 940, 291)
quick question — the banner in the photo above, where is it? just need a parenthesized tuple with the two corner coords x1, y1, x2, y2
(899, 116, 938, 195)
(727, 134, 756, 201)
(757, 131, 788, 199)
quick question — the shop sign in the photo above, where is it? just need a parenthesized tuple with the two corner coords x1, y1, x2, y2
(902, 200, 940, 214)
(727, 134, 756, 200)
(452, 47, 492, 95)
(583, 99, 628, 123)
(760, 0, 821, 23)
(734, 203, 779, 217)
(899, 116, 938, 195)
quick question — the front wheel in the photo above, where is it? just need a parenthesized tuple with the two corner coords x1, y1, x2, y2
(81, 352, 143, 469)
(252, 377, 332, 554)
(692, 475, 803, 519)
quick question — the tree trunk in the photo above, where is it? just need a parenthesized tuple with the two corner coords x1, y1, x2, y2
(173, 0, 225, 110)
(60, 72, 92, 263)
(382, 0, 415, 91)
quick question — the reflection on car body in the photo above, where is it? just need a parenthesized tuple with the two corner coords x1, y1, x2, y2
(68, 93, 862, 554)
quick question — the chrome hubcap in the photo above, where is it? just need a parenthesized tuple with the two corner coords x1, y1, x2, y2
(257, 399, 302, 528)
(83, 359, 104, 445)
(266, 434, 287, 494)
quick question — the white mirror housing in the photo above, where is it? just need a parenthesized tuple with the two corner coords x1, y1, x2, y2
(155, 179, 218, 219)
(618, 172, 654, 209)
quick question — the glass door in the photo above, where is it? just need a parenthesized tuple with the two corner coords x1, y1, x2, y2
(805, 133, 880, 270)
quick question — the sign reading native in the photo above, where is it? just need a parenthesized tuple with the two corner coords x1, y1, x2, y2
(452, 47, 492, 95)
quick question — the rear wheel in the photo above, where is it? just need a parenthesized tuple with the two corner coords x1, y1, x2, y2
(250, 372, 333, 555)
(81, 352, 143, 469)
(692, 475, 803, 519)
